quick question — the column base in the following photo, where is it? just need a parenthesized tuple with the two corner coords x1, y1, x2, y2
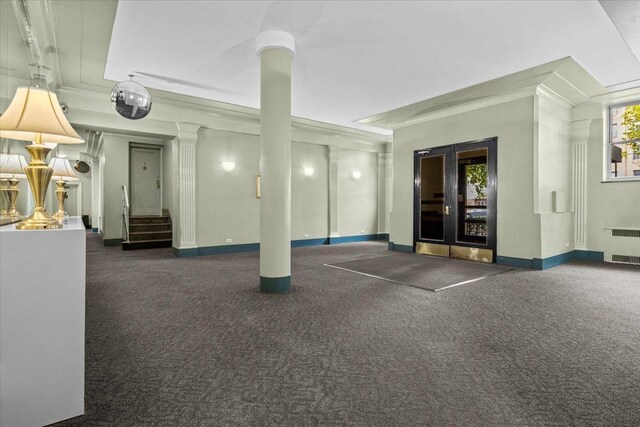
(260, 275, 291, 293)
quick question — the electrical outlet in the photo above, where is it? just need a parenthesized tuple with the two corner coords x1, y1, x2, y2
(304, 233, 309, 238)
(566, 242, 570, 248)
(360, 230, 364, 234)
(226, 238, 232, 243)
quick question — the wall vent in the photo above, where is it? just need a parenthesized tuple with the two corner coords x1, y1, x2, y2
(612, 229, 640, 238)
(604, 228, 640, 264)
(611, 255, 640, 265)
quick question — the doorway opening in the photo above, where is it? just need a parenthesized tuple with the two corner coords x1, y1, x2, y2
(129, 144, 162, 216)
(413, 138, 497, 263)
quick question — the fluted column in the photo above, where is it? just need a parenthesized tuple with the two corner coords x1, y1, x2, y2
(175, 123, 200, 251)
(257, 31, 295, 293)
(570, 120, 591, 250)
(328, 146, 341, 240)
(377, 146, 393, 234)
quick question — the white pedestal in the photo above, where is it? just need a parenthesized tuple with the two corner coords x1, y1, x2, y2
(0, 217, 85, 427)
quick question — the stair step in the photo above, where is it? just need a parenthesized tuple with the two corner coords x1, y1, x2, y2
(129, 223, 172, 232)
(128, 231, 172, 241)
(129, 215, 171, 225)
(122, 239, 172, 250)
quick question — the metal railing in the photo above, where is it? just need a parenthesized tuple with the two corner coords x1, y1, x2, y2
(122, 185, 130, 242)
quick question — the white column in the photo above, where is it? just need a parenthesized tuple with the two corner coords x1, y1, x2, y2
(257, 31, 295, 293)
(377, 145, 393, 235)
(175, 123, 200, 252)
(571, 120, 591, 250)
(328, 145, 341, 240)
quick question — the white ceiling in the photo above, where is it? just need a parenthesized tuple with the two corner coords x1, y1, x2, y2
(105, 0, 640, 135)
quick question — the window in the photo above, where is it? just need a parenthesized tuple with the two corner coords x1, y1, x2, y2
(608, 101, 640, 179)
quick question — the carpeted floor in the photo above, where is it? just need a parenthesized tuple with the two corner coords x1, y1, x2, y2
(325, 253, 512, 291)
(53, 233, 640, 426)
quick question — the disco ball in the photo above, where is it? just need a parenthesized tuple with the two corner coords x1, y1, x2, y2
(110, 79, 152, 120)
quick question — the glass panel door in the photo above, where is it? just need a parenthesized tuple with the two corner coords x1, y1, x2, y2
(456, 148, 488, 245)
(419, 154, 446, 241)
(414, 138, 497, 263)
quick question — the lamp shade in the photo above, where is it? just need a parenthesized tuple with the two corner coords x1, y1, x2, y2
(49, 157, 79, 181)
(0, 87, 84, 144)
(0, 154, 28, 179)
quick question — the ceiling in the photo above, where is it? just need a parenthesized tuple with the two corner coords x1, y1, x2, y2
(5, 1, 640, 136)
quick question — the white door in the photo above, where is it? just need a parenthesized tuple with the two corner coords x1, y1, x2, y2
(130, 147, 161, 216)
(65, 183, 79, 216)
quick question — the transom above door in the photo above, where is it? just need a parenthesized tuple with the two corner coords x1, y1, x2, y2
(413, 138, 497, 263)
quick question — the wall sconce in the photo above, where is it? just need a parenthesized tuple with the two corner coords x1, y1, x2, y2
(222, 161, 236, 172)
(303, 167, 314, 177)
(351, 170, 362, 180)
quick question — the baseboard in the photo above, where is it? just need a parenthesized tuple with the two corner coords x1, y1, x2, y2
(172, 234, 389, 257)
(328, 233, 388, 244)
(497, 250, 606, 270)
(103, 238, 121, 247)
(388, 242, 414, 253)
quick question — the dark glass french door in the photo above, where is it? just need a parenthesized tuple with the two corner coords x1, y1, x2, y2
(413, 138, 497, 262)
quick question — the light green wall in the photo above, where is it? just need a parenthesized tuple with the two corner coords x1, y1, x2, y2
(391, 97, 541, 259)
(101, 135, 129, 240)
(535, 93, 574, 258)
(292, 142, 329, 240)
(195, 128, 376, 248)
(576, 100, 640, 252)
(339, 149, 378, 237)
(196, 129, 261, 247)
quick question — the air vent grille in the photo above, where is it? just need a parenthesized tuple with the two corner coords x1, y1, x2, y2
(612, 254, 640, 265)
(612, 229, 640, 238)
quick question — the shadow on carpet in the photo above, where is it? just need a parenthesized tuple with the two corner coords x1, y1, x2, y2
(325, 253, 514, 291)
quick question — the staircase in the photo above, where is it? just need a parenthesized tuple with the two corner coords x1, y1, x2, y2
(122, 214, 173, 250)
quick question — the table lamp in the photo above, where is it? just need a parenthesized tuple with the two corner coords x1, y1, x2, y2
(0, 87, 84, 229)
(49, 157, 79, 221)
(0, 154, 28, 218)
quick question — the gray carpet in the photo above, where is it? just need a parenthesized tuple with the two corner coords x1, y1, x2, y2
(53, 233, 640, 426)
(325, 253, 512, 291)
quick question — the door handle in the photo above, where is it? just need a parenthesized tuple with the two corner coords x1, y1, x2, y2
(444, 205, 450, 215)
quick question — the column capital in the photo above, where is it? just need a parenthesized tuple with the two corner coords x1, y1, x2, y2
(256, 31, 295, 56)
(175, 123, 200, 144)
(570, 119, 592, 144)
(328, 145, 341, 162)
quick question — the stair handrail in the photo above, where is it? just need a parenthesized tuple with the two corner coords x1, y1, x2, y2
(122, 185, 130, 242)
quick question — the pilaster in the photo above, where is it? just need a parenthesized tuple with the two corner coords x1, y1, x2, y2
(175, 122, 200, 249)
(570, 120, 591, 250)
(377, 144, 393, 234)
(328, 145, 341, 238)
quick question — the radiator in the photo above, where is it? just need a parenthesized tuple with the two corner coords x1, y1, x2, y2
(604, 227, 640, 265)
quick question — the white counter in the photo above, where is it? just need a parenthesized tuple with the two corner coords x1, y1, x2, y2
(0, 216, 85, 427)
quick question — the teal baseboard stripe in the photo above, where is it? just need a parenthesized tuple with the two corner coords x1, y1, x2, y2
(173, 234, 391, 258)
(260, 275, 291, 293)
(198, 243, 259, 256)
(172, 247, 199, 257)
(498, 250, 607, 270)
(91, 228, 98, 233)
(103, 238, 121, 247)
(573, 250, 605, 261)
(496, 256, 534, 269)
(329, 233, 388, 244)
(291, 238, 329, 247)
(388, 242, 414, 253)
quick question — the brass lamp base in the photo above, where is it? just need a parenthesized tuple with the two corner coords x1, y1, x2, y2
(16, 142, 61, 230)
(52, 180, 67, 221)
(16, 208, 62, 230)
(6, 179, 21, 218)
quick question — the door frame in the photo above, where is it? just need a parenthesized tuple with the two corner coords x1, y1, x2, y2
(413, 137, 498, 261)
(129, 142, 163, 216)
